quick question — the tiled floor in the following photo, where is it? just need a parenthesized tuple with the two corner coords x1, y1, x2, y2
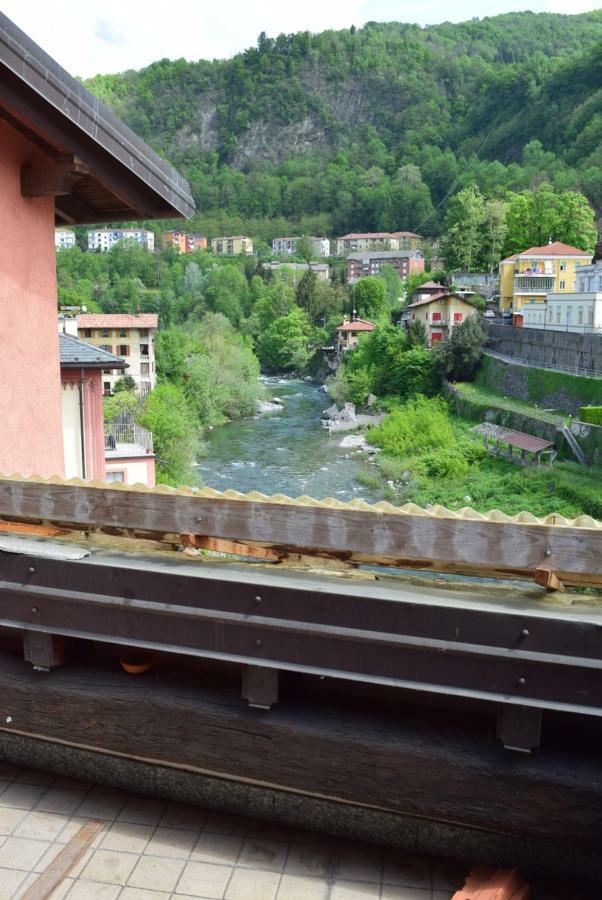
(0, 759, 584, 900)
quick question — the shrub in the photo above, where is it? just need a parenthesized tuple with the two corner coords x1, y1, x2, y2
(580, 407, 602, 425)
(367, 396, 454, 456)
(355, 468, 382, 490)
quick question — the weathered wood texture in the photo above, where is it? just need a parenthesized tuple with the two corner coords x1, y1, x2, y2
(0, 479, 600, 585)
(0, 655, 601, 850)
(21, 819, 103, 900)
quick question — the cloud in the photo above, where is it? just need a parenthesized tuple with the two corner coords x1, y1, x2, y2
(94, 20, 122, 47)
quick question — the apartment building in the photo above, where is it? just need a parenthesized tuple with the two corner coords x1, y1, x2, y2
(499, 241, 592, 325)
(76, 313, 158, 396)
(403, 292, 478, 346)
(55, 228, 76, 250)
(272, 236, 331, 257)
(88, 228, 155, 253)
(347, 250, 425, 283)
(523, 293, 602, 333)
(336, 231, 422, 255)
(211, 236, 253, 256)
(163, 230, 207, 253)
(266, 262, 330, 282)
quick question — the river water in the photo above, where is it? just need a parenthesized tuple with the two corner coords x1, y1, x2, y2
(197, 377, 380, 502)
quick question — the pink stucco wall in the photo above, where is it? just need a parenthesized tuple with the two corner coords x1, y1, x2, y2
(61, 370, 106, 480)
(0, 119, 64, 476)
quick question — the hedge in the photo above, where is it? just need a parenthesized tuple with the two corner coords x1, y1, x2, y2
(580, 406, 602, 425)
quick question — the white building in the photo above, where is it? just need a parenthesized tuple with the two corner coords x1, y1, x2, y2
(76, 313, 159, 395)
(522, 293, 602, 333)
(576, 259, 602, 293)
(88, 228, 155, 253)
(55, 228, 76, 250)
(272, 236, 331, 257)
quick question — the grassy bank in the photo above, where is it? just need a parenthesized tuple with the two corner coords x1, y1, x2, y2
(355, 396, 602, 519)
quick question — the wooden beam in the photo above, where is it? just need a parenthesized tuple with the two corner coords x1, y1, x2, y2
(0, 654, 601, 850)
(21, 820, 104, 900)
(0, 479, 600, 586)
(21, 156, 88, 197)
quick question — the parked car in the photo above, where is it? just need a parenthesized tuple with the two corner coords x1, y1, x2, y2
(483, 310, 496, 318)
(501, 310, 512, 318)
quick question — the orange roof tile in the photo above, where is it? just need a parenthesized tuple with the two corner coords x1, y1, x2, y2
(77, 314, 159, 329)
(336, 318, 376, 332)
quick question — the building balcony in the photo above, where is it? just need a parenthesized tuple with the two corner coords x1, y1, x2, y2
(429, 319, 449, 327)
(514, 275, 555, 293)
(105, 421, 153, 457)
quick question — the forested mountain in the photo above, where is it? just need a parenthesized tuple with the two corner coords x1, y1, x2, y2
(84, 11, 602, 242)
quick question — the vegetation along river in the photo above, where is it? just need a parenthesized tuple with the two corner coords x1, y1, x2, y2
(197, 377, 380, 502)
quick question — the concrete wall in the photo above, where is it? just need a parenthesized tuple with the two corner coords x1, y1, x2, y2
(0, 119, 64, 476)
(483, 322, 602, 374)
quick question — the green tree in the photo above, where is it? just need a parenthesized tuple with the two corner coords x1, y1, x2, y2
(258, 307, 311, 372)
(295, 236, 315, 264)
(406, 319, 428, 348)
(295, 268, 318, 318)
(436, 316, 486, 381)
(138, 384, 198, 486)
(113, 375, 137, 393)
(352, 277, 387, 320)
(503, 185, 597, 254)
(441, 185, 486, 273)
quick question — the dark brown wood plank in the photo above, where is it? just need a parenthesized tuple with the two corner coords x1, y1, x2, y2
(0, 478, 599, 585)
(1, 654, 601, 849)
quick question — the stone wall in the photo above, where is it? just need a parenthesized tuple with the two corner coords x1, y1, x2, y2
(476, 354, 602, 416)
(482, 322, 602, 374)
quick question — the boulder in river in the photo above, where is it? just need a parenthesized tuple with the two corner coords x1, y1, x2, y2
(321, 402, 356, 423)
(256, 399, 284, 414)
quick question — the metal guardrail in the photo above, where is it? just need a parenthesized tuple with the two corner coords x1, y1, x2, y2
(104, 422, 153, 453)
(483, 349, 602, 380)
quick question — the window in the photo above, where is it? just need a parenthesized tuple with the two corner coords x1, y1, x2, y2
(560, 262, 566, 271)
(118, 345, 129, 356)
(82, 328, 92, 338)
(140, 363, 150, 377)
(559, 280, 565, 290)
(578, 307, 583, 325)
(119, 328, 127, 337)
(140, 344, 149, 356)
(432, 312, 441, 321)
(102, 328, 110, 337)
(100, 344, 112, 353)
(103, 381, 111, 395)
(139, 328, 149, 337)
(556, 306, 561, 323)
(106, 471, 125, 483)
(454, 313, 463, 322)
(588, 306, 594, 325)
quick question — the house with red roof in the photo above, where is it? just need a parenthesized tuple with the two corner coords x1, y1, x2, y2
(335, 317, 376, 354)
(499, 240, 592, 326)
(76, 315, 159, 397)
(403, 292, 478, 346)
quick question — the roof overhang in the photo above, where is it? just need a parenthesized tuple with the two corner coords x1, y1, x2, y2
(0, 13, 195, 225)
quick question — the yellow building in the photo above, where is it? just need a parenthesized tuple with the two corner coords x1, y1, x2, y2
(210, 235, 253, 256)
(404, 291, 478, 346)
(499, 241, 592, 325)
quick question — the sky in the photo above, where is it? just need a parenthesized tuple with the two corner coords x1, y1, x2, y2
(2, 1, 600, 78)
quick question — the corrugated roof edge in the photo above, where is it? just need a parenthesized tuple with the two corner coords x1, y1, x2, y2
(0, 473, 599, 529)
(0, 13, 195, 219)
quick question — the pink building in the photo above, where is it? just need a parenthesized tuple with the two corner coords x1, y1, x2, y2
(60, 334, 156, 486)
(0, 13, 193, 478)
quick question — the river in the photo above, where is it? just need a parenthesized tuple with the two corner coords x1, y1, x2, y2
(197, 377, 380, 502)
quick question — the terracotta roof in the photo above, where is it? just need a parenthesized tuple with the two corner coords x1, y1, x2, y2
(501, 242, 591, 262)
(390, 231, 422, 238)
(77, 314, 158, 329)
(336, 318, 376, 332)
(339, 232, 395, 240)
(59, 333, 127, 369)
(407, 292, 478, 310)
(417, 281, 446, 290)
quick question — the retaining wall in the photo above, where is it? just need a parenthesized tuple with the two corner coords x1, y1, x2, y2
(483, 322, 602, 374)
(476, 354, 602, 416)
